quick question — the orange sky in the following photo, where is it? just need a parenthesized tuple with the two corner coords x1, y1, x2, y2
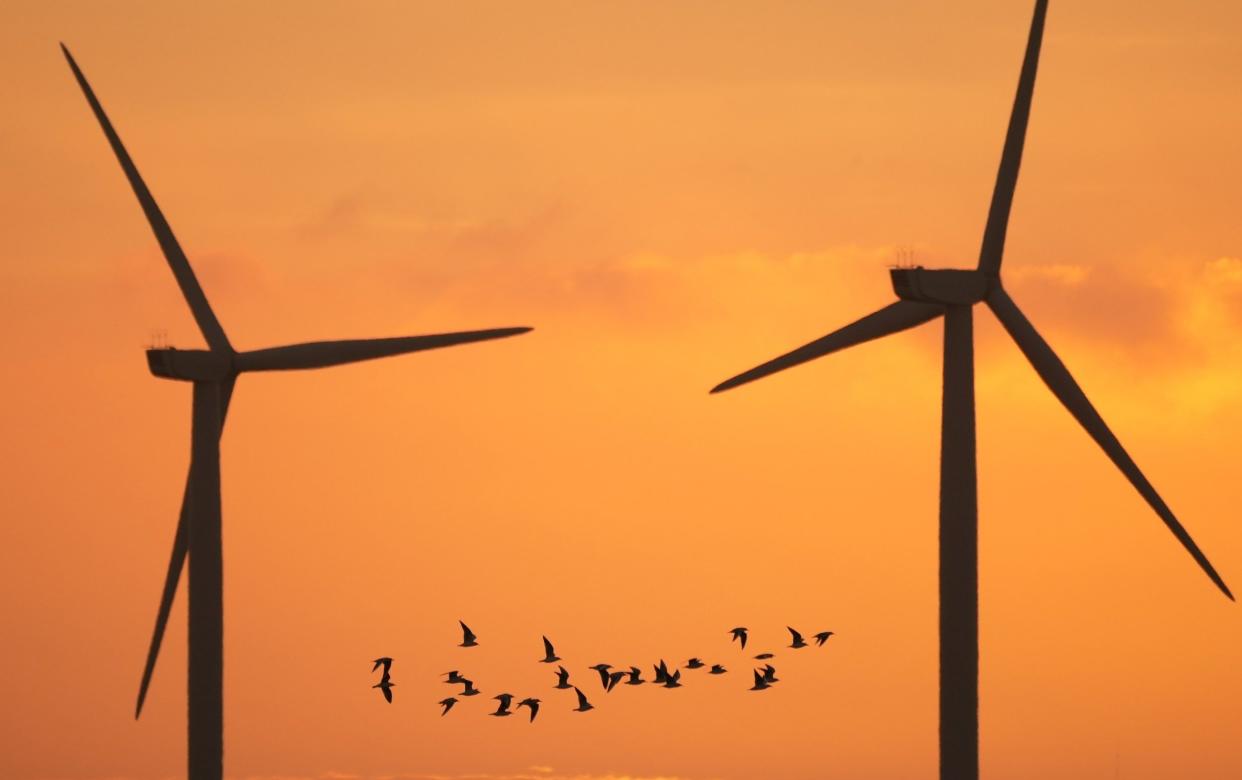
(2, 2, 1241, 779)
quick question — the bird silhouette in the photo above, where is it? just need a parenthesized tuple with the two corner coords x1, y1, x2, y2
(730, 627, 748, 649)
(787, 627, 808, 649)
(589, 663, 613, 690)
(373, 679, 394, 703)
(459, 620, 479, 647)
(686, 657, 705, 669)
(814, 631, 835, 646)
(540, 635, 561, 663)
(439, 697, 457, 716)
(517, 697, 541, 722)
(444, 670, 465, 684)
(624, 666, 646, 685)
(554, 666, 573, 689)
(572, 686, 594, 712)
(753, 652, 774, 660)
(491, 693, 515, 717)
(762, 664, 779, 684)
(371, 657, 394, 702)
(709, 664, 727, 675)
(750, 669, 770, 691)
(663, 669, 683, 689)
(606, 670, 626, 692)
(652, 660, 670, 685)
(459, 678, 481, 696)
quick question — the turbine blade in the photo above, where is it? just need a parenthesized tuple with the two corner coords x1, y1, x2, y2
(233, 328, 532, 372)
(710, 301, 944, 393)
(987, 287, 1233, 600)
(976, 0, 1049, 276)
(60, 44, 232, 353)
(135, 378, 235, 719)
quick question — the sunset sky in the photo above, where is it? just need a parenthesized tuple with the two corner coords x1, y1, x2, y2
(2, 1, 1241, 779)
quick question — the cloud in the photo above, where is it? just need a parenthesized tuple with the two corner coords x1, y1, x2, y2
(1002, 260, 1178, 355)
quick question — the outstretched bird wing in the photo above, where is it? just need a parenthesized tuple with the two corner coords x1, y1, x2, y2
(460, 621, 477, 644)
(543, 635, 556, 658)
(788, 627, 804, 644)
(574, 686, 591, 709)
(520, 698, 541, 722)
(381, 686, 393, 704)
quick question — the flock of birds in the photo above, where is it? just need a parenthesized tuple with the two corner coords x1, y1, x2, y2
(370, 621, 836, 722)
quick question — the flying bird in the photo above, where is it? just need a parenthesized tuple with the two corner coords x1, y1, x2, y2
(686, 657, 705, 669)
(438, 697, 457, 716)
(459, 678, 481, 696)
(754, 652, 774, 660)
(814, 631, 835, 646)
(652, 660, 670, 685)
(371, 657, 394, 701)
(458, 620, 479, 647)
(554, 666, 573, 689)
(572, 686, 594, 712)
(606, 670, 626, 692)
(444, 670, 465, 684)
(663, 669, 683, 689)
(730, 627, 748, 649)
(709, 664, 727, 675)
(750, 670, 770, 691)
(762, 664, 779, 684)
(517, 697, 541, 722)
(787, 627, 808, 649)
(624, 666, 646, 685)
(491, 693, 515, 717)
(540, 636, 561, 663)
(589, 663, 613, 690)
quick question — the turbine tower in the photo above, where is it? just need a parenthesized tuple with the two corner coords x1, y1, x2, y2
(709, 3, 1232, 778)
(62, 46, 531, 780)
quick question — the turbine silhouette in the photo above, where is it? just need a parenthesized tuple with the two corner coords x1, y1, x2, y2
(709, 2, 1232, 778)
(62, 45, 531, 780)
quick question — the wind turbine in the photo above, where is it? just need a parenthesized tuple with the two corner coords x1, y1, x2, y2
(62, 45, 531, 780)
(709, 2, 1232, 778)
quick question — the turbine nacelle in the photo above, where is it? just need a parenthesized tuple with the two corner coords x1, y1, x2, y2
(146, 348, 232, 382)
(890, 268, 991, 306)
